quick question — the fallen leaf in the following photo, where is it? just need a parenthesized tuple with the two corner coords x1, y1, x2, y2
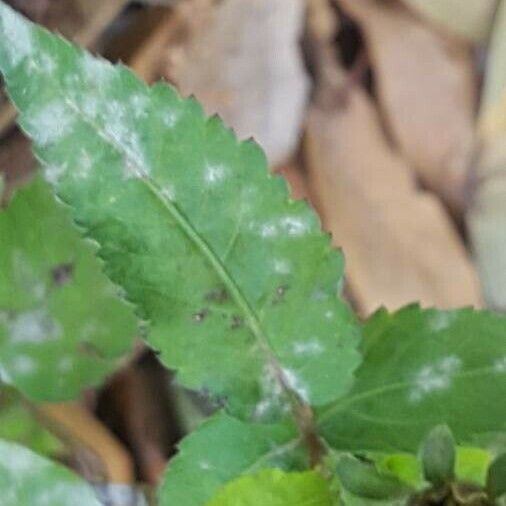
(338, 0, 477, 214)
(468, 0, 506, 310)
(305, 87, 482, 315)
(166, 0, 310, 166)
(400, 0, 497, 44)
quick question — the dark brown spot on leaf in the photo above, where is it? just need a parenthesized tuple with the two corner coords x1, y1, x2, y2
(51, 262, 74, 286)
(78, 341, 104, 358)
(205, 288, 228, 303)
(193, 309, 209, 323)
(231, 315, 243, 329)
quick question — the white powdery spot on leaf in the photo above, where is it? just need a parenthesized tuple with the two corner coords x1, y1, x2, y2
(324, 309, 334, 320)
(129, 93, 149, 118)
(260, 223, 278, 238)
(272, 258, 291, 275)
(494, 356, 506, 373)
(281, 367, 310, 402)
(409, 355, 462, 403)
(28, 101, 75, 146)
(0, 363, 13, 384)
(279, 215, 311, 237)
(12, 355, 35, 375)
(8, 309, 62, 344)
(100, 101, 150, 179)
(58, 356, 73, 373)
(427, 312, 458, 332)
(161, 184, 176, 201)
(80, 53, 114, 86)
(199, 461, 212, 471)
(81, 93, 99, 119)
(39, 54, 56, 74)
(292, 339, 323, 357)
(1, 443, 48, 474)
(204, 163, 227, 185)
(74, 149, 94, 179)
(0, 4, 33, 66)
(162, 109, 180, 128)
(44, 163, 68, 185)
(254, 364, 286, 420)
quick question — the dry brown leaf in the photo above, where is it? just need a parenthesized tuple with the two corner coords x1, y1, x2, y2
(468, 0, 506, 310)
(305, 88, 482, 315)
(400, 0, 497, 44)
(166, 0, 310, 166)
(338, 0, 476, 214)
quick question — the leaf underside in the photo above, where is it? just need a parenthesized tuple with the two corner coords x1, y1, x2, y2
(0, 177, 137, 400)
(0, 1, 360, 418)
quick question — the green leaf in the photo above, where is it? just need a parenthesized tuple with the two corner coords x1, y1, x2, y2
(0, 439, 102, 505)
(0, 389, 61, 457)
(419, 425, 455, 486)
(0, 1, 360, 418)
(487, 453, 506, 499)
(375, 453, 424, 489)
(455, 447, 491, 486)
(0, 176, 137, 400)
(318, 305, 506, 453)
(159, 412, 303, 506)
(336, 455, 410, 500)
(206, 468, 334, 506)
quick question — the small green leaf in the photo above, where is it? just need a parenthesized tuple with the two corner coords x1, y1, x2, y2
(159, 412, 303, 506)
(455, 447, 491, 486)
(0, 177, 138, 400)
(487, 453, 506, 500)
(318, 306, 506, 453)
(336, 455, 410, 500)
(0, 0, 360, 418)
(420, 425, 455, 486)
(0, 389, 61, 457)
(206, 468, 334, 506)
(0, 439, 102, 505)
(376, 453, 424, 489)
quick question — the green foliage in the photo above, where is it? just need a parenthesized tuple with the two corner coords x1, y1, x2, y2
(335, 455, 410, 500)
(0, 389, 61, 456)
(206, 468, 334, 506)
(0, 176, 137, 400)
(0, 0, 360, 420)
(487, 453, 506, 500)
(318, 306, 506, 453)
(419, 425, 456, 486)
(0, 4, 505, 505)
(0, 439, 102, 505)
(159, 412, 303, 506)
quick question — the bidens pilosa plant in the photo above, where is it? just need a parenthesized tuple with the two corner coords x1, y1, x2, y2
(0, 3, 505, 505)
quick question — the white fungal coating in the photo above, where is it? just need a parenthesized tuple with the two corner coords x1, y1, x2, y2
(0, 3, 33, 66)
(292, 339, 323, 357)
(409, 355, 462, 403)
(28, 101, 75, 146)
(8, 309, 61, 344)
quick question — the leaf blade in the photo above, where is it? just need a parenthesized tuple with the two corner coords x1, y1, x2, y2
(158, 412, 303, 506)
(318, 305, 506, 453)
(0, 2, 360, 417)
(206, 468, 334, 506)
(0, 177, 137, 400)
(0, 439, 102, 506)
